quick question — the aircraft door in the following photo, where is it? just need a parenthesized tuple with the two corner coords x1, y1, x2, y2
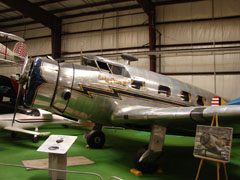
(51, 64, 74, 113)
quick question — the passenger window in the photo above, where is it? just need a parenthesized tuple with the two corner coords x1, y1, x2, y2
(97, 61, 111, 73)
(131, 80, 144, 89)
(180, 91, 191, 102)
(158, 85, 171, 97)
(197, 95, 205, 106)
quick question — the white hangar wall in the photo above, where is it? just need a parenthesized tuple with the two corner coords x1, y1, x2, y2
(156, 0, 240, 100)
(1, 0, 240, 100)
(3, 9, 150, 69)
(60, 9, 150, 69)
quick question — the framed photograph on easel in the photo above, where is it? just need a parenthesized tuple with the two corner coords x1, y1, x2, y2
(194, 125, 233, 162)
(194, 114, 233, 180)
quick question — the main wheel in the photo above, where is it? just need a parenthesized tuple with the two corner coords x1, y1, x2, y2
(86, 130, 105, 149)
(32, 135, 39, 143)
(134, 146, 159, 173)
(11, 132, 17, 138)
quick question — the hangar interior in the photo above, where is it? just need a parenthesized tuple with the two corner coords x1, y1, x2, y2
(0, 0, 240, 180)
(0, 0, 239, 100)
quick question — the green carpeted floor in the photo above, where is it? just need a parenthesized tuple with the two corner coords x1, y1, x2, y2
(0, 125, 239, 180)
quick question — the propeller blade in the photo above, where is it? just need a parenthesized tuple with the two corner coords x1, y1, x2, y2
(20, 56, 30, 82)
(12, 56, 30, 126)
(12, 83, 23, 126)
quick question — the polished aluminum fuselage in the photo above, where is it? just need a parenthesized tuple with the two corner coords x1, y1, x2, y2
(25, 57, 216, 132)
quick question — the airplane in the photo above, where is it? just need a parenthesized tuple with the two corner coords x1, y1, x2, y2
(0, 73, 78, 142)
(0, 32, 79, 143)
(0, 108, 75, 142)
(0, 31, 26, 64)
(18, 53, 240, 173)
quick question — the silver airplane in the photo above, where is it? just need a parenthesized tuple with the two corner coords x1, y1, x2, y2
(0, 32, 77, 143)
(0, 63, 76, 143)
(22, 55, 240, 172)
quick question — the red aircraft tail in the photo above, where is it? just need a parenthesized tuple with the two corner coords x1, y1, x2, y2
(13, 42, 27, 59)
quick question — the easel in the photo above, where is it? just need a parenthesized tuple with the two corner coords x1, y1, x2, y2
(195, 114, 228, 180)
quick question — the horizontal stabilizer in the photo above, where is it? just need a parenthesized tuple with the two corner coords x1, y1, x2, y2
(4, 126, 50, 136)
(227, 98, 240, 105)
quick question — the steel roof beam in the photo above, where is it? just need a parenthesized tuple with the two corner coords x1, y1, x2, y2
(0, 0, 62, 58)
(61, 4, 140, 19)
(136, 0, 154, 15)
(0, 2, 139, 24)
(0, 0, 66, 15)
(137, 0, 156, 72)
(51, 0, 134, 14)
(0, 0, 61, 29)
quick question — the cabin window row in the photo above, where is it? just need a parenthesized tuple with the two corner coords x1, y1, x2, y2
(157, 85, 205, 105)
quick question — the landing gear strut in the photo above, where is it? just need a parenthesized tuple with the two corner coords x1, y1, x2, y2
(32, 127, 39, 143)
(32, 135, 39, 143)
(86, 124, 105, 149)
(135, 125, 166, 173)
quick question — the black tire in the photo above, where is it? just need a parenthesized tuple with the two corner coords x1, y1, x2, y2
(86, 130, 105, 149)
(32, 136, 39, 143)
(134, 146, 159, 173)
(11, 132, 17, 138)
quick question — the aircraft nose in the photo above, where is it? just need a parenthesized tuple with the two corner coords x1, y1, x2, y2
(24, 57, 59, 110)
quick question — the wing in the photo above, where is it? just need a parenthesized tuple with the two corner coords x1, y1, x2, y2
(111, 105, 240, 127)
(0, 31, 25, 42)
(0, 108, 78, 137)
(4, 126, 50, 136)
(0, 58, 17, 64)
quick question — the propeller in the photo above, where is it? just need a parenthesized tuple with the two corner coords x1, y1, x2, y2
(12, 56, 31, 126)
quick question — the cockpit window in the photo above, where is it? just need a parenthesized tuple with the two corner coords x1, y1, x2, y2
(96, 61, 111, 73)
(110, 65, 122, 75)
(109, 64, 130, 78)
(82, 57, 98, 68)
(82, 57, 131, 77)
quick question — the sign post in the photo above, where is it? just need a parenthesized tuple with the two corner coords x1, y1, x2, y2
(37, 135, 77, 180)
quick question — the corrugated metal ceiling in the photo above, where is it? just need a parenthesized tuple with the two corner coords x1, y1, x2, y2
(0, 0, 199, 29)
(0, 0, 139, 28)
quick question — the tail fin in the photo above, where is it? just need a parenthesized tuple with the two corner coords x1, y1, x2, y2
(13, 42, 27, 59)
